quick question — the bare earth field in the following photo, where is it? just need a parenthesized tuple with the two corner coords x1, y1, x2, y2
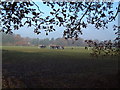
(1, 46, 119, 88)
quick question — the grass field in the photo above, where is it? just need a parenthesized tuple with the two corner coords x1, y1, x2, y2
(1, 46, 119, 88)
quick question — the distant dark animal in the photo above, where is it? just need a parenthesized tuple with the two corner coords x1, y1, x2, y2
(38, 45, 46, 48)
(85, 47, 88, 50)
(61, 46, 64, 49)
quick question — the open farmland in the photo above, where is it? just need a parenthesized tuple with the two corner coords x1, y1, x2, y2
(1, 46, 119, 88)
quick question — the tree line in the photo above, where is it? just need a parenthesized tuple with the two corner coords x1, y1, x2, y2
(2, 33, 89, 46)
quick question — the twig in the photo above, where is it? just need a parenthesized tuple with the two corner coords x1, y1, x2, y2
(108, 2, 120, 22)
(79, 2, 92, 23)
(30, 0, 44, 14)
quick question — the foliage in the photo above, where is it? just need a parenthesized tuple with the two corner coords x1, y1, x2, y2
(2, 33, 31, 46)
(84, 25, 120, 56)
(43, 2, 119, 39)
(0, 1, 119, 39)
(0, 1, 55, 35)
(85, 40, 120, 56)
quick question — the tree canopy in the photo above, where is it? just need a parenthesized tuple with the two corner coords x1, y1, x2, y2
(1, 0, 120, 40)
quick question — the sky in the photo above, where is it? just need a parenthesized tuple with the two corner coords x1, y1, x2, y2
(13, 2, 119, 41)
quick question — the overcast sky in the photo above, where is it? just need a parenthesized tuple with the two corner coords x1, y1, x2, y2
(13, 2, 119, 41)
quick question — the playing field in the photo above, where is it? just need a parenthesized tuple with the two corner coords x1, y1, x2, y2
(1, 46, 119, 88)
